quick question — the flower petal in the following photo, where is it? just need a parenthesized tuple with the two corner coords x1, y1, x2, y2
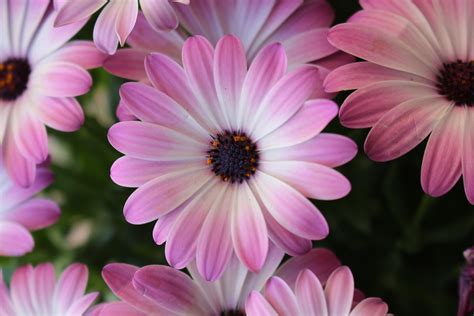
(124, 167, 212, 224)
(54, 0, 106, 26)
(52, 264, 88, 314)
(182, 36, 226, 130)
(51, 40, 106, 69)
(2, 198, 60, 230)
(463, 109, 474, 204)
(245, 291, 278, 316)
(232, 182, 268, 272)
(111, 156, 201, 188)
(0, 222, 33, 256)
(263, 276, 299, 315)
(133, 265, 204, 314)
(350, 297, 389, 316)
(3, 123, 37, 188)
(196, 184, 233, 281)
(108, 121, 207, 161)
(114, 0, 138, 46)
(328, 23, 435, 79)
(38, 97, 84, 132)
(261, 204, 312, 256)
(421, 106, 464, 197)
(93, 2, 120, 54)
(275, 248, 341, 289)
(295, 269, 328, 316)
(259, 161, 351, 200)
(365, 97, 450, 161)
(262, 133, 358, 168)
(340, 81, 437, 128)
(258, 99, 338, 150)
(214, 35, 247, 130)
(325, 266, 354, 316)
(119, 82, 207, 140)
(31, 62, 92, 98)
(239, 43, 287, 130)
(144, 52, 213, 131)
(165, 182, 220, 269)
(249, 66, 320, 139)
(140, 0, 179, 31)
(324, 62, 432, 93)
(102, 263, 170, 315)
(12, 102, 48, 163)
(251, 171, 329, 240)
(104, 49, 148, 80)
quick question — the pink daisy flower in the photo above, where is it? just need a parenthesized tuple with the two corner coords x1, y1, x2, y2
(0, 153, 59, 257)
(108, 35, 357, 280)
(246, 266, 389, 316)
(104, 0, 352, 87)
(0, 263, 98, 315)
(0, 0, 104, 187)
(54, 0, 190, 55)
(92, 248, 363, 315)
(324, 0, 474, 204)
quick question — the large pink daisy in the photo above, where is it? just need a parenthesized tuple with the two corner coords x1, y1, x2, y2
(0, 0, 104, 187)
(0, 263, 98, 315)
(92, 248, 368, 315)
(54, 0, 189, 55)
(325, 0, 474, 204)
(0, 153, 59, 257)
(108, 35, 357, 280)
(104, 0, 351, 85)
(246, 266, 389, 316)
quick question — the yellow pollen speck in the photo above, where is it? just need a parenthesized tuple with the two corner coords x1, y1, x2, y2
(0, 64, 4, 71)
(245, 145, 250, 151)
(6, 64, 14, 71)
(207, 158, 212, 165)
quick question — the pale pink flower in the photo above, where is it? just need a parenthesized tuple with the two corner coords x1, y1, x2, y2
(246, 266, 389, 316)
(0, 263, 98, 315)
(54, 0, 190, 55)
(325, 0, 474, 204)
(92, 248, 360, 316)
(104, 0, 352, 90)
(108, 35, 357, 280)
(0, 153, 59, 257)
(0, 0, 104, 187)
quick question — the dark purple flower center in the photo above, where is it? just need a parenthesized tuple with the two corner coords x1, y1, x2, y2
(207, 131, 259, 183)
(220, 310, 245, 316)
(0, 58, 31, 101)
(437, 60, 474, 106)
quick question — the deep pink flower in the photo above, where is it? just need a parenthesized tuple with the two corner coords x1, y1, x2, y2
(0, 154, 59, 257)
(325, 0, 474, 204)
(104, 0, 352, 90)
(92, 248, 361, 315)
(108, 35, 357, 280)
(246, 266, 389, 316)
(0, 263, 98, 315)
(54, 0, 189, 55)
(0, 0, 104, 187)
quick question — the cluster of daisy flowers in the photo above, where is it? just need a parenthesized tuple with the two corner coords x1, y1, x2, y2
(1, 0, 473, 315)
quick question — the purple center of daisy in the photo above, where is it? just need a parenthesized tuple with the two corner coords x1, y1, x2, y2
(0, 58, 31, 101)
(220, 310, 245, 316)
(437, 60, 474, 106)
(207, 131, 259, 183)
